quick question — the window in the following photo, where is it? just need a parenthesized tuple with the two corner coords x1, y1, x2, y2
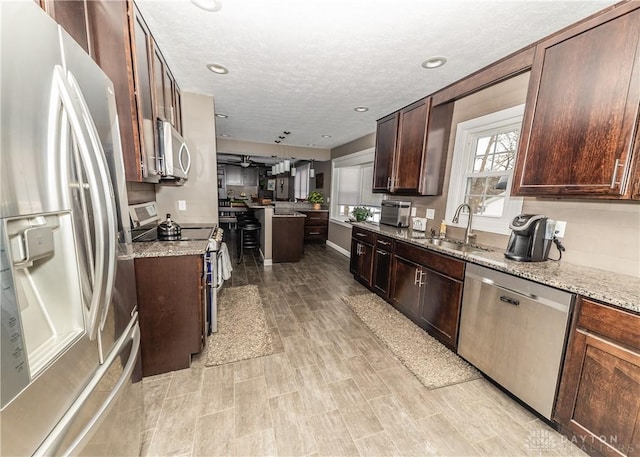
(330, 149, 383, 225)
(294, 163, 310, 199)
(445, 105, 524, 235)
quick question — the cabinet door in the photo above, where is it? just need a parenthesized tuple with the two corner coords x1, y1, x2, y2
(373, 248, 392, 298)
(43, 0, 90, 54)
(389, 255, 422, 322)
(174, 84, 182, 134)
(153, 46, 166, 121)
(225, 166, 243, 185)
(419, 269, 462, 350)
(350, 239, 373, 286)
(394, 98, 431, 194)
(513, 6, 640, 198)
(556, 330, 640, 456)
(373, 112, 399, 192)
(130, 5, 158, 182)
(86, 0, 144, 182)
(164, 66, 175, 125)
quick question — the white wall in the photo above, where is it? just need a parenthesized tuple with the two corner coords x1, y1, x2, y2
(156, 92, 219, 224)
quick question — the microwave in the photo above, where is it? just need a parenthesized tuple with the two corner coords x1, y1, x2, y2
(158, 119, 191, 184)
(380, 200, 411, 228)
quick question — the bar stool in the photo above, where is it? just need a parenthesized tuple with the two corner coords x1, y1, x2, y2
(237, 220, 261, 264)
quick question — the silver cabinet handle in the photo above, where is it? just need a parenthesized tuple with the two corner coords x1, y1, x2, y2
(308, 232, 320, 235)
(378, 240, 391, 246)
(414, 267, 421, 285)
(376, 249, 388, 256)
(610, 158, 625, 189)
(356, 232, 367, 237)
(387, 176, 391, 190)
(419, 271, 427, 287)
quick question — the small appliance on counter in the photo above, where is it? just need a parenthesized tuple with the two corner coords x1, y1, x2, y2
(505, 214, 556, 262)
(380, 200, 411, 228)
(412, 217, 427, 232)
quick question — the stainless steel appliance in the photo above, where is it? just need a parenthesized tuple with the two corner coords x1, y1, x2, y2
(158, 119, 191, 184)
(458, 264, 574, 419)
(129, 202, 225, 334)
(504, 214, 555, 262)
(1, 2, 141, 455)
(380, 200, 411, 228)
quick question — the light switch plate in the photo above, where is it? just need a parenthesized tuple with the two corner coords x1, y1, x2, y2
(178, 200, 187, 211)
(555, 220, 567, 238)
(410, 207, 417, 217)
(426, 208, 435, 219)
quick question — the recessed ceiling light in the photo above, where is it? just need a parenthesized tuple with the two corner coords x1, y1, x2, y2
(354, 107, 369, 112)
(220, 133, 230, 137)
(191, 0, 222, 12)
(207, 63, 229, 74)
(322, 134, 332, 138)
(307, 143, 316, 147)
(421, 56, 447, 69)
(215, 113, 228, 118)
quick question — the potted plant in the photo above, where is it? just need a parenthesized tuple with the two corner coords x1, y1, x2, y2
(308, 190, 324, 210)
(351, 206, 371, 222)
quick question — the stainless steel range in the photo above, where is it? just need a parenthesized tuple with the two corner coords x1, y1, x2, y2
(129, 202, 225, 334)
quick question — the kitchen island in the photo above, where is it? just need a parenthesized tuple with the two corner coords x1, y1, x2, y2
(272, 209, 306, 263)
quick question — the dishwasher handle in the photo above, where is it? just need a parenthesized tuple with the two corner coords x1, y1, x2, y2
(500, 295, 520, 306)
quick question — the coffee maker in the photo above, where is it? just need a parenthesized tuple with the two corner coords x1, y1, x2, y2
(504, 214, 555, 262)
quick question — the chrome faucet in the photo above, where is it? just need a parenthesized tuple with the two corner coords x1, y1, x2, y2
(452, 203, 475, 245)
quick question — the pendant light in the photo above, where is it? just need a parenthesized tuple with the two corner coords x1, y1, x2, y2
(309, 159, 315, 178)
(284, 159, 290, 172)
(291, 166, 296, 177)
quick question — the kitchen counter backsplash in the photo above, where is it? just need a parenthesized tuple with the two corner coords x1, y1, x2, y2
(131, 240, 210, 258)
(353, 222, 639, 314)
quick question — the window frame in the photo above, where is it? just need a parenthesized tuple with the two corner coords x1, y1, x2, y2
(330, 148, 381, 227)
(445, 104, 525, 235)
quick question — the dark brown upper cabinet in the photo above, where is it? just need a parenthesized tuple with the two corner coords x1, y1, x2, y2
(373, 98, 453, 196)
(41, 0, 90, 54)
(513, 4, 640, 199)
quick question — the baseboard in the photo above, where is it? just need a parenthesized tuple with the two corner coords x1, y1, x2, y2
(326, 240, 350, 257)
(259, 249, 273, 267)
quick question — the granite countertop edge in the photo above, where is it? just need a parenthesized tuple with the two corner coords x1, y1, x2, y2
(131, 240, 210, 258)
(352, 222, 639, 314)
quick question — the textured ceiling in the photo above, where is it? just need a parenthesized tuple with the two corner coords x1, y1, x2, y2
(136, 0, 615, 151)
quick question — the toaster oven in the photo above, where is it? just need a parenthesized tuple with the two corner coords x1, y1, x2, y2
(380, 200, 411, 227)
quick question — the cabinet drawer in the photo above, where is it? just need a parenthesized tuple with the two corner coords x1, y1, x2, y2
(352, 226, 375, 245)
(394, 241, 464, 280)
(376, 235, 394, 251)
(577, 297, 640, 350)
(301, 211, 329, 224)
(304, 226, 328, 240)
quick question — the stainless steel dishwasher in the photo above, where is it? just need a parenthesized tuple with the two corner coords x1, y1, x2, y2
(458, 264, 574, 420)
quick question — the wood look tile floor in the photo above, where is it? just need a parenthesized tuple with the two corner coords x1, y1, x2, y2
(141, 237, 586, 457)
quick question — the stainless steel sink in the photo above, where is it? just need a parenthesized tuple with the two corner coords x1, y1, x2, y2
(425, 238, 490, 254)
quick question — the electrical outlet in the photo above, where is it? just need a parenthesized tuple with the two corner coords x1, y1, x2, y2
(178, 200, 187, 211)
(555, 220, 567, 238)
(410, 207, 417, 217)
(426, 208, 435, 219)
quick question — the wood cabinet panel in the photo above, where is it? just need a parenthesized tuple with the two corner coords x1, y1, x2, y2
(372, 247, 392, 298)
(394, 98, 431, 193)
(351, 226, 376, 245)
(135, 255, 204, 376)
(389, 255, 422, 321)
(555, 297, 640, 457)
(273, 217, 304, 263)
(373, 99, 452, 196)
(513, 5, 640, 198)
(373, 112, 399, 192)
(394, 241, 465, 280)
(420, 269, 462, 349)
(43, 0, 90, 53)
(350, 237, 374, 287)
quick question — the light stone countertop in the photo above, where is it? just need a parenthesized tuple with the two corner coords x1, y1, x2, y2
(131, 240, 210, 258)
(272, 210, 307, 218)
(353, 222, 639, 314)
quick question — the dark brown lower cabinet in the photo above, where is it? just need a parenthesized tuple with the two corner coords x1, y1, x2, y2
(389, 241, 464, 350)
(272, 216, 305, 263)
(420, 269, 463, 348)
(134, 254, 205, 376)
(555, 297, 640, 457)
(388, 255, 422, 322)
(373, 247, 392, 298)
(350, 238, 374, 288)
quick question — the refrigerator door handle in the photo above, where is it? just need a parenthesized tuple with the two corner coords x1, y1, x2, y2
(54, 66, 118, 341)
(33, 321, 141, 457)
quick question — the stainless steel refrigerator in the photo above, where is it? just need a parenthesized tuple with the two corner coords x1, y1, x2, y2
(1, 2, 142, 455)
